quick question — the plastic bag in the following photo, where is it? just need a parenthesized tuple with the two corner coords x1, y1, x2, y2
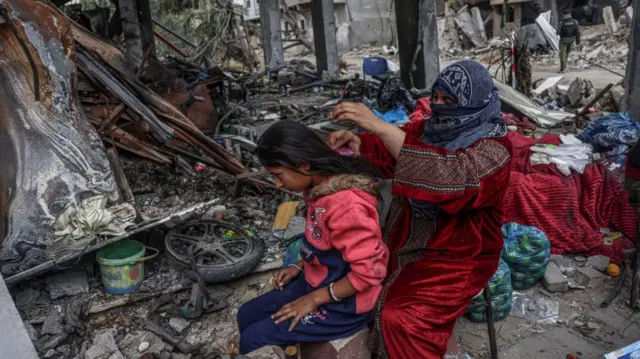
(283, 234, 304, 267)
(466, 258, 513, 322)
(501, 223, 551, 290)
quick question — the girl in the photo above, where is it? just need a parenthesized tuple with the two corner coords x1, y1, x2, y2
(236, 120, 389, 354)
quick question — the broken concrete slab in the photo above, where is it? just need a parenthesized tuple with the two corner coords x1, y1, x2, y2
(85, 329, 120, 359)
(566, 78, 583, 107)
(45, 270, 89, 300)
(0, 274, 42, 359)
(586, 45, 605, 60)
(586, 255, 610, 272)
(14, 287, 41, 308)
(470, 7, 487, 41)
(575, 266, 607, 288)
(169, 317, 191, 334)
(454, 8, 487, 48)
(42, 309, 65, 336)
(603, 6, 618, 34)
(543, 262, 569, 292)
(533, 76, 564, 96)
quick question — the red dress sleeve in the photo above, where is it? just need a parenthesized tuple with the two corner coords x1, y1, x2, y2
(358, 120, 427, 178)
(393, 132, 512, 214)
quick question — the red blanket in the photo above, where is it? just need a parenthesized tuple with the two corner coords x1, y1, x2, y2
(503, 132, 637, 263)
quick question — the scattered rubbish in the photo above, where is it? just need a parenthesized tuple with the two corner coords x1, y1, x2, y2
(97, 240, 159, 295)
(144, 318, 195, 354)
(604, 340, 640, 359)
(511, 292, 560, 324)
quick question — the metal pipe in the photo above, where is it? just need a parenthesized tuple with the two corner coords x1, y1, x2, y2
(153, 29, 188, 57)
(576, 55, 625, 77)
(152, 19, 196, 48)
(484, 286, 499, 359)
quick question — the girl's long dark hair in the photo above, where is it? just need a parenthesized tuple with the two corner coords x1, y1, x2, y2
(255, 120, 376, 177)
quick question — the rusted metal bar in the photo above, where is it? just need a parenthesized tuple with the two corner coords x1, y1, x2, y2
(106, 147, 136, 205)
(483, 285, 499, 359)
(153, 29, 188, 57)
(152, 18, 196, 48)
(98, 103, 126, 133)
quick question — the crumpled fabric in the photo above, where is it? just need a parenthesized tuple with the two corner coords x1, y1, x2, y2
(502, 112, 536, 133)
(530, 134, 593, 176)
(408, 98, 432, 123)
(50, 196, 136, 257)
(577, 112, 640, 164)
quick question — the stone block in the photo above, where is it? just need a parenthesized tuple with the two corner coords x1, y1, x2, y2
(543, 262, 569, 292)
(300, 329, 370, 359)
(575, 266, 607, 288)
(586, 255, 610, 272)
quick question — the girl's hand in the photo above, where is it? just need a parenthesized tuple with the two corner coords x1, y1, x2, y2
(272, 266, 302, 291)
(327, 130, 361, 155)
(331, 102, 385, 134)
(272, 293, 320, 332)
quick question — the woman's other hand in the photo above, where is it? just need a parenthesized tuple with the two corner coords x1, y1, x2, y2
(331, 102, 385, 134)
(327, 130, 361, 155)
(272, 266, 302, 291)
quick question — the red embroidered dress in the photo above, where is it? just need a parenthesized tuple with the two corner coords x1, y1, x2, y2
(359, 119, 512, 358)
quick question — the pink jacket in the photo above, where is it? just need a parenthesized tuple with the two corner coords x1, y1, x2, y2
(303, 175, 389, 314)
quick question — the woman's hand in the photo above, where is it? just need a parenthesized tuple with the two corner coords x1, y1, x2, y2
(272, 266, 302, 291)
(327, 130, 361, 155)
(272, 293, 321, 331)
(331, 102, 385, 134)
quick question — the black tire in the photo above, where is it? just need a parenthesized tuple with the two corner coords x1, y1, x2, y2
(165, 220, 266, 283)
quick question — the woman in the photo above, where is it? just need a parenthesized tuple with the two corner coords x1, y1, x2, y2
(329, 60, 512, 358)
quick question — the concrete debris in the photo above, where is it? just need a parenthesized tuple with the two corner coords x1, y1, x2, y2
(543, 262, 569, 292)
(14, 287, 41, 308)
(169, 317, 191, 334)
(85, 329, 121, 359)
(25, 323, 38, 342)
(454, 7, 487, 48)
(575, 266, 607, 288)
(42, 309, 65, 336)
(586, 255, 610, 272)
(45, 270, 89, 300)
(138, 342, 150, 352)
(603, 6, 618, 34)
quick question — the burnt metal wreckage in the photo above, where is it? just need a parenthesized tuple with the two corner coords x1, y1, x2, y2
(0, 0, 286, 286)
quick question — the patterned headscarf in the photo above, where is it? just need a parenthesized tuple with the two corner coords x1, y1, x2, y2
(422, 60, 507, 151)
(409, 61, 507, 218)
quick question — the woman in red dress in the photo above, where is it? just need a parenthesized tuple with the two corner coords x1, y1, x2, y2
(329, 60, 512, 358)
